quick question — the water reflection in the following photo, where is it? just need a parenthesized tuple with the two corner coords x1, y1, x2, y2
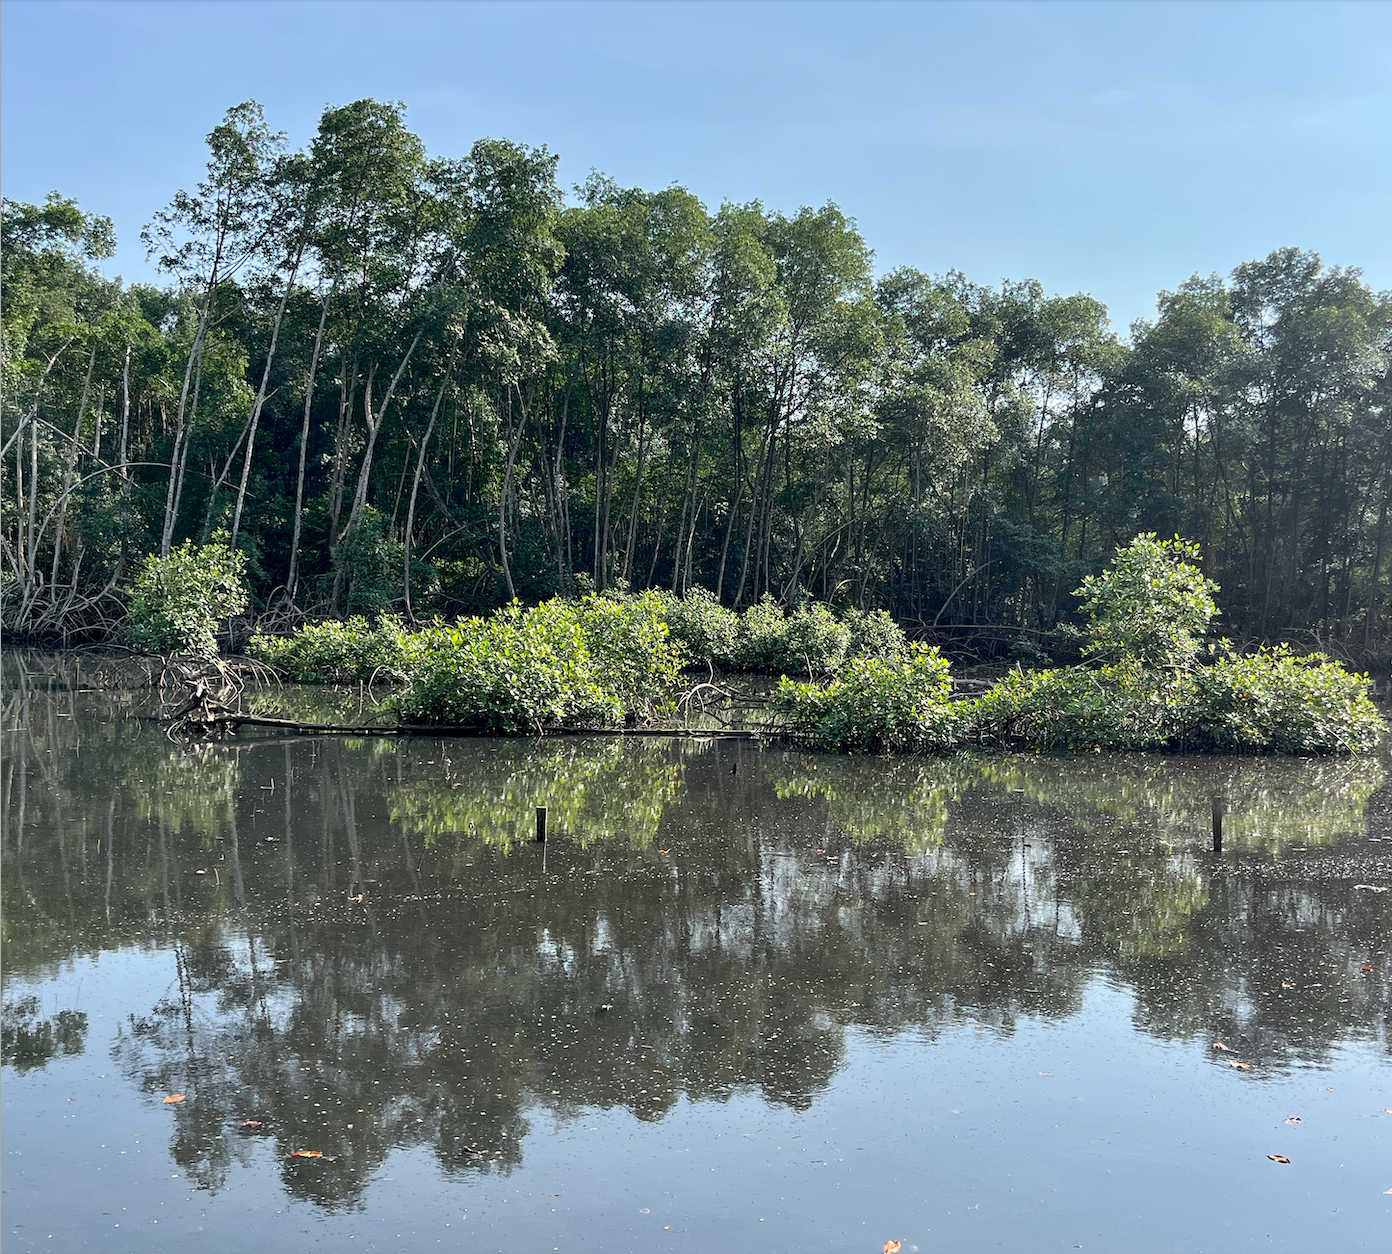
(3, 677, 1390, 1212)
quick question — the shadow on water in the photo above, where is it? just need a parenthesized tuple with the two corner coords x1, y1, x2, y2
(3, 667, 1391, 1213)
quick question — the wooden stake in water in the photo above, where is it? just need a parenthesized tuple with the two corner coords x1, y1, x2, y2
(536, 805, 547, 844)
(1211, 795, 1223, 854)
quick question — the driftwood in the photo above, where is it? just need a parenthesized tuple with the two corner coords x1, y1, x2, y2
(178, 710, 762, 740)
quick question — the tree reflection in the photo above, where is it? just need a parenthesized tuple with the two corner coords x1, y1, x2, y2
(3, 684, 1390, 1209)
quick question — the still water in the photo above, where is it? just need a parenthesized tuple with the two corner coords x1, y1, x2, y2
(3, 666, 1391, 1252)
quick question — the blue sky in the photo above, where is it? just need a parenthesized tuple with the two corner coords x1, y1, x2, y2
(3, 0, 1389, 333)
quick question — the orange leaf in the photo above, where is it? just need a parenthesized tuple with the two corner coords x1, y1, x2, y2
(162, 1094, 186, 1104)
(1212, 1042, 1230, 1051)
(287, 1149, 323, 1159)
(238, 1120, 263, 1129)
(657, 850, 669, 856)
(1229, 1061, 1254, 1070)
(1361, 965, 1374, 973)
(884, 1243, 902, 1254)
(1267, 1154, 1291, 1164)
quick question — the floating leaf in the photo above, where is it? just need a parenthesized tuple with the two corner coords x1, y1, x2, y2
(287, 1149, 323, 1159)
(884, 1243, 903, 1254)
(1267, 1154, 1291, 1164)
(238, 1120, 263, 1129)
(1361, 964, 1374, 973)
(1283, 1116, 1301, 1124)
(1281, 981, 1293, 989)
(162, 1094, 186, 1104)
(1212, 1042, 1231, 1051)
(1229, 1061, 1255, 1070)
(1353, 884, 1389, 893)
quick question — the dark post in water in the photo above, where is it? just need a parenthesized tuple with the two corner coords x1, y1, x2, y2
(536, 805, 547, 844)
(1211, 795, 1223, 854)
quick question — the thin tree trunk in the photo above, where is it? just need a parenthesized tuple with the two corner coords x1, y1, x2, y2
(49, 346, 97, 591)
(231, 242, 305, 548)
(404, 337, 460, 620)
(286, 291, 332, 604)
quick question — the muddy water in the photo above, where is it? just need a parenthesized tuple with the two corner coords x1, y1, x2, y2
(3, 671, 1391, 1252)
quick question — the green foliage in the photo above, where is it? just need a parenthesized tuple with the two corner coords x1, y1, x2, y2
(967, 661, 1186, 751)
(126, 540, 249, 657)
(652, 588, 741, 669)
(773, 546, 1382, 757)
(395, 594, 685, 732)
(733, 595, 793, 672)
(1076, 534, 1219, 667)
(249, 614, 442, 683)
(1186, 647, 1384, 754)
(841, 607, 908, 663)
(774, 644, 963, 753)
(335, 507, 404, 615)
(727, 596, 900, 676)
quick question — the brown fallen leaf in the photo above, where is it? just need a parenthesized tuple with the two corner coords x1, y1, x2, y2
(1361, 964, 1374, 973)
(1212, 1041, 1231, 1051)
(162, 1094, 186, 1104)
(1283, 1116, 1301, 1124)
(657, 849, 669, 856)
(884, 1243, 903, 1254)
(287, 1149, 323, 1159)
(1267, 1154, 1291, 1164)
(238, 1120, 263, 1129)
(1229, 1061, 1255, 1070)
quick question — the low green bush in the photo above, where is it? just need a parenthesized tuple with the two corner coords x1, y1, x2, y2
(967, 662, 1186, 751)
(653, 587, 741, 669)
(248, 614, 440, 683)
(732, 595, 792, 672)
(841, 607, 908, 662)
(774, 644, 963, 753)
(1185, 647, 1383, 754)
(772, 536, 1382, 757)
(126, 539, 249, 658)
(395, 593, 686, 733)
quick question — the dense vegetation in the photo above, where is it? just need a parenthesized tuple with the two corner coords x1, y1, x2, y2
(4, 98, 1391, 660)
(246, 535, 1382, 752)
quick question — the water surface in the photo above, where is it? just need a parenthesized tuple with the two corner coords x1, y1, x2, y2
(4, 669, 1391, 1251)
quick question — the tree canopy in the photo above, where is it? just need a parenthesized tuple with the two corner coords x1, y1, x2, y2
(4, 98, 1390, 655)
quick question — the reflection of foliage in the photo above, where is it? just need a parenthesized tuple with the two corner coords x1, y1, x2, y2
(391, 738, 687, 851)
(770, 755, 970, 852)
(131, 742, 238, 841)
(1066, 856, 1209, 960)
(2, 996, 88, 1072)
(6, 685, 1392, 1214)
(978, 753, 1384, 853)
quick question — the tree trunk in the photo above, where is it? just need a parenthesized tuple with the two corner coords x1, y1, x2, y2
(231, 242, 305, 548)
(286, 288, 332, 605)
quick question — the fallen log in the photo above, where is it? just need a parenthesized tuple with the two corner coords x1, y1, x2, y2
(178, 711, 764, 740)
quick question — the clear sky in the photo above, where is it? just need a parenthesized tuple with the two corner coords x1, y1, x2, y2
(3, 0, 1389, 333)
